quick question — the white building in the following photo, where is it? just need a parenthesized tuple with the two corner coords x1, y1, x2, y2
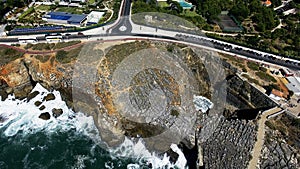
(86, 11, 105, 26)
(286, 76, 300, 95)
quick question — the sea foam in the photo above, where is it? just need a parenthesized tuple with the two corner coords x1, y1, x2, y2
(0, 83, 98, 139)
(0, 84, 188, 169)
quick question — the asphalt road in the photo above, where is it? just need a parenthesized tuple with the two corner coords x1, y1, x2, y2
(110, 0, 132, 34)
(0, 0, 299, 70)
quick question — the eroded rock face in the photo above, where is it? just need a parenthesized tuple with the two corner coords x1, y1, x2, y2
(259, 114, 300, 169)
(0, 59, 33, 99)
(86, 41, 212, 152)
(0, 52, 74, 102)
(202, 117, 257, 169)
(39, 112, 50, 120)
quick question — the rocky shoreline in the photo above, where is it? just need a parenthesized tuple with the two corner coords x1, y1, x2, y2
(1, 40, 298, 168)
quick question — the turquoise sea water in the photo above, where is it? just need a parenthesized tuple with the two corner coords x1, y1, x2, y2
(0, 129, 136, 169)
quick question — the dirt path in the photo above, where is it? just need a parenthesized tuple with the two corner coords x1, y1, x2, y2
(247, 107, 283, 169)
(0, 43, 84, 55)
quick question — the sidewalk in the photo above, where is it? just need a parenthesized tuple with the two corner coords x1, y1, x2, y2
(247, 107, 283, 169)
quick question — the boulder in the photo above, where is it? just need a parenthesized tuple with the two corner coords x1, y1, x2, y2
(43, 93, 55, 101)
(39, 105, 46, 110)
(39, 112, 50, 120)
(27, 91, 39, 102)
(34, 101, 42, 107)
(52, 108, 63, 118)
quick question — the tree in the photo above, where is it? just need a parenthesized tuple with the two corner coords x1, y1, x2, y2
(229, 3, 249, 22)
(249, 0, 261, 13)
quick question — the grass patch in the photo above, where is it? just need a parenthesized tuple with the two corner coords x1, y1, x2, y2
(247, 61, 259, 71)
(53, 41, 81, 49)
(255, 71, 276, 83)
(55, 7, 83, 14)
(88, 0, 95, 4)
(104, 41, 150, 72)
(55, 46, 82, 64)
(36, 5, 51, 11)
(242, 74, 260, 85)
(158, 2, 169, 7)
(181, 10, 200, 17)
(34, 55, 51, 63)
(222, 54, 244, 64)
(98, 11, 111, 24)
(19, 7, 35, 20)
(24, 43, 33, 49)
(0, 48, 24, 65)
(31, 43, 55, 51)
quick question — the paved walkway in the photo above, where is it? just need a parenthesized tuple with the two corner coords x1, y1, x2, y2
(0, 24, 6, 37)
(0, 42, 84, 55)
(247, 107, 283, 169)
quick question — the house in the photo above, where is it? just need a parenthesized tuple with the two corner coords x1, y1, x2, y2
(42, 12, 87, 26)
(262, 0, 272, 7)
(269, 89, 285, 100)
(285, 76, 300, 95)
(279, 68, 294, 77)
(86, 11, 105, 26)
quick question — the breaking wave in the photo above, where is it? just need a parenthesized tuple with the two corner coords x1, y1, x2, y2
(0, 84, 187, 169)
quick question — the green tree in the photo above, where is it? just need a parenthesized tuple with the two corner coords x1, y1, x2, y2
(229, 3, 249, 22)
(249, 0, 262, 13)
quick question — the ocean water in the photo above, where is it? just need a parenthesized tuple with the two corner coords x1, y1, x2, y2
(0, 84, 186, 169)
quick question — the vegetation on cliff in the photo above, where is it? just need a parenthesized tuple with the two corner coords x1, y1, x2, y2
(0, 48, 24, 65)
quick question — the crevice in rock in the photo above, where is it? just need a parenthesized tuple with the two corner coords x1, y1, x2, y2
(22, 60, 37, 88)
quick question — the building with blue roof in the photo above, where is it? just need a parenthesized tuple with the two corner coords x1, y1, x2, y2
(42, 12, 87, 26)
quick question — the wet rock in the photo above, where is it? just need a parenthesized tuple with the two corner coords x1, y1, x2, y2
(43, 93, 55, 101)
(34, 101, 42, 107)
(39, 105, 46, 110)
(39, 112, 50, 120)
(0, 90, 8, 101)
(52, 108, 63, 118)
(0, 79, 10, 101)
(27, 91, 39, 102)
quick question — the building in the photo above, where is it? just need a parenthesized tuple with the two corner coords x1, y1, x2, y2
(279, 68, 294, 77)
(42, 12, 87, 26)
(269, 89, 285, 100)
(262, 0, 272, 7)
(286, 76, 300, 95)
(86, 11, 105, 26)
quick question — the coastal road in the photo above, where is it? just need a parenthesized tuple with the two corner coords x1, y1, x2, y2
(0, 32, 300, 70)
(0, 0, 299, 70)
